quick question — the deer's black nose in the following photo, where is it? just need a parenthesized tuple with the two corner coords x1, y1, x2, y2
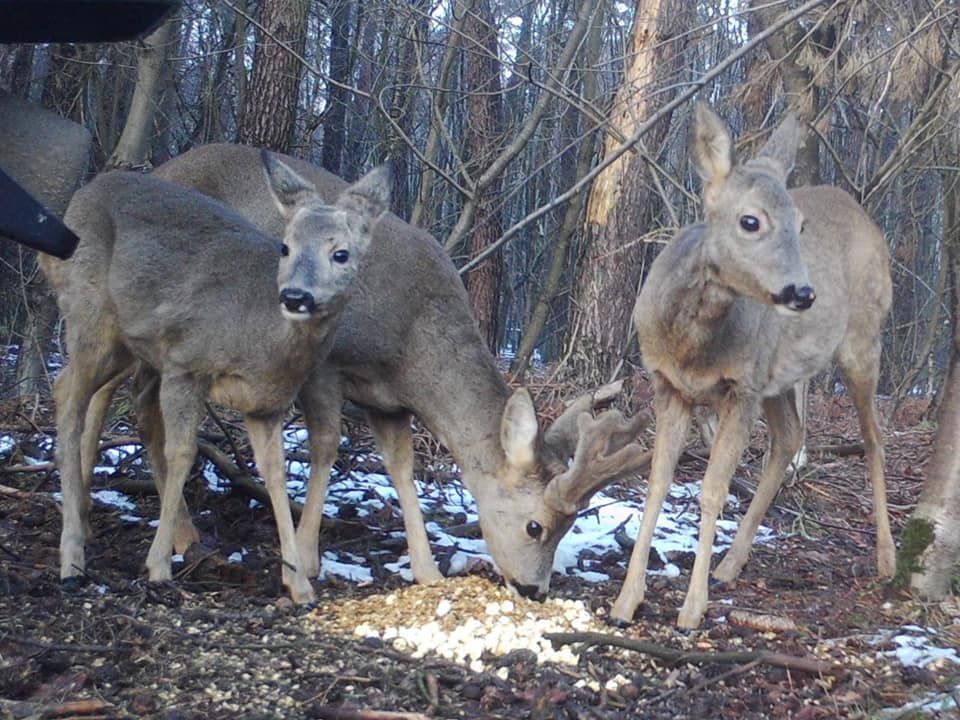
(513, 582, 546, 602)
(771, 283, 816, 312)
(279, 288, 316, 314)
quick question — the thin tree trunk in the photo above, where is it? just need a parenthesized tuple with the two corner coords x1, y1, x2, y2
(512, 11, 603, 377)
(108, 17, 177, 169)
(322, 0, 352, 175)
(462, 0, 504, 353)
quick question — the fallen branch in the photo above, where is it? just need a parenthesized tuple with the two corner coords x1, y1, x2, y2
(0, 698, 115, 719)
(544, 631, 843, 676)
(300, 707, 429, 720)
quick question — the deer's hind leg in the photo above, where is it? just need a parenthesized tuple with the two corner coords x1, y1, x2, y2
(55, 326, 133, 581)
(131, 364, 200, 553)
(838, 341, 895, 577)
(714, 388, 803, 583)
(368, 410, 443, 584)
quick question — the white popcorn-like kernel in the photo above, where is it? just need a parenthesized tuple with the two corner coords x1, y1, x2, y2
(436, 598, 452, 618)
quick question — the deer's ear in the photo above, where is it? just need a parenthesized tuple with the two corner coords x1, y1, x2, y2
(337, 164, 391, 227)
(691, 102, 734, 186)
(756, 113, 801, 180)
(500, 388, 539, 472)
(262, 150, 318, 219)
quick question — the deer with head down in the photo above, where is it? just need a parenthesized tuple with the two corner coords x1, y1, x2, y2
(41, 153, 389, 603)
(597, 103, 896, 629)
(142, 143, 650, 600)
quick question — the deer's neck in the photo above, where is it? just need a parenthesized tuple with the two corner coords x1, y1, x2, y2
(409, 348, 512, 492)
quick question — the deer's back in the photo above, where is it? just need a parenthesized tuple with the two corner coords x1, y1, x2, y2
(52, 171, 304, 380)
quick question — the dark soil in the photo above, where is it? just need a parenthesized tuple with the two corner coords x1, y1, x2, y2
(1, 389, 958, 720)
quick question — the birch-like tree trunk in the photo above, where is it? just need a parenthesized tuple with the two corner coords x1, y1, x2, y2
(108, 17, 176, 168)
(562, 0, 687, 385)
(903, 162, 960, 598)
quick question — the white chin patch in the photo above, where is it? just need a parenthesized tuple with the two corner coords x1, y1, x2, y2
(281, 306, 313, 321)
(773, 304, 802, 317)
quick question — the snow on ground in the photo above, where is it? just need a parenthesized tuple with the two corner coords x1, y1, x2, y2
(18, 425, 959, 674)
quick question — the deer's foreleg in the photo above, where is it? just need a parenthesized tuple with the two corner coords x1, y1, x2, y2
(678, 396, 753, 629)
(609, 384, 691, 625)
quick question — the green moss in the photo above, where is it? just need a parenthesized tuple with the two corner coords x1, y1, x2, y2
(894, 517, 936, 588)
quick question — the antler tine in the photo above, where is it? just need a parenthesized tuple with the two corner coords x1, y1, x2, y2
(544, 408, 652, 515)
(543, 379, 625, 460)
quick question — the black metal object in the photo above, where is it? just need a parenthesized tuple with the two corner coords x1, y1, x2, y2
(0, 167, 81, 259)
(0, 0, 179, 43)
(0, 0, 181, 258)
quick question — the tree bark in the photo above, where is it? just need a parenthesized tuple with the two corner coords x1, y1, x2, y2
(108, 17, 177, 169)
(462, 0, 504, 353)
(238, 0, 309, 154)
(562, 0, 687, 386)
(321, 0, 352, 175)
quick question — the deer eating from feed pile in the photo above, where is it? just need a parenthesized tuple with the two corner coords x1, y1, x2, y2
(608, 103, 896, 629)
(143, 143, 656, 601)
(41, 154, 389, 603)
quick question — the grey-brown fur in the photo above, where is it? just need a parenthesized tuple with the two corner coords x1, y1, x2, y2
(150, 144, 613, 599)
(610, 103, 895, 628)
(42, 160, 388, 603)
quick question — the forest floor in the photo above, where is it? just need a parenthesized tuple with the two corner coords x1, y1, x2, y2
(1, 376, 958, 720)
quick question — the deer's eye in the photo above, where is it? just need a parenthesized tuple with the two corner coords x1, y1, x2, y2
(739, 215, 760, 232)
(526, 520, 543, 540)
(332, 249, 350, 264)
(280, 244, 290, 257)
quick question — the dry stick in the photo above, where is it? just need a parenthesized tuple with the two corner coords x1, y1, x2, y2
(543, 632, 843, 676)
(458, 0, 833, 275)
(302, 708, 429, 720)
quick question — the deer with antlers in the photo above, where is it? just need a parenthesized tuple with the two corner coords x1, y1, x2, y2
(601, 103, 896, 629)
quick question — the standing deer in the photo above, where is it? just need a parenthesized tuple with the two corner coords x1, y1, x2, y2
(605, 103, 896, 628)
(42, 154, 389, 603)
(142, 144, 636, 600)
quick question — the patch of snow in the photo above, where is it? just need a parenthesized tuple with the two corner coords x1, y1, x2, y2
(320, 552, 374, 584)
(90, 489, 137, 512)
(0, 435, 15, 457)
(885, 629, 960, 668)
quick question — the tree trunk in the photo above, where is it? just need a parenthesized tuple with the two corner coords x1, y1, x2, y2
(238, 0, 309, 153)
(562, 0, 687, 386)
(903, 160, 960, 598)
(747, 0, 824, 186)
(108, 17, 177, 169)
(462, 0, 504, 354)
(321, 0, 352, 175)
(512, 10, 603, 377)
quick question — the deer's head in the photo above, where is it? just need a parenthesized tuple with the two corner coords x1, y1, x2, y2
(472, 384, 650, 601)
(263, 151, 389, 320)
(692, 102, 815, 315)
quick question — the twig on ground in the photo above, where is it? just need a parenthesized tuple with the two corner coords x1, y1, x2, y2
(544, 631, 843, 676)
(297, 706, 429, 720)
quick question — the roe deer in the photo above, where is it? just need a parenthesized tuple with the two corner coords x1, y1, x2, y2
(145, 144, 630, 599)
(606, 103, 895, 628)
(41, 154, 389, 603)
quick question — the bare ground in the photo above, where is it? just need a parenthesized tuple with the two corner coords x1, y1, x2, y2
(1, 388, 958, 720)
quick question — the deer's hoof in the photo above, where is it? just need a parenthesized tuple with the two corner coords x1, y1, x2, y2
(605, 615, 633, 630)
(61, 575, 86, 593)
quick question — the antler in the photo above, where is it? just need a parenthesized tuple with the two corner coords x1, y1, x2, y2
(543, 379, 624, 460)
(544, 409, 652, 515)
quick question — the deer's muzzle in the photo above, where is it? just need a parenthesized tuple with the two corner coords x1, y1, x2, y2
(771, 284, 816, 312)
(279, 288, 317, 316)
